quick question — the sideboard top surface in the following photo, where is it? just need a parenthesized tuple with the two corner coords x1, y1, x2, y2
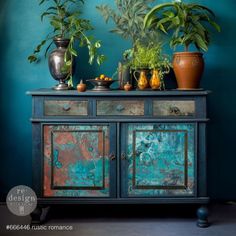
(27, 88, 210, 97)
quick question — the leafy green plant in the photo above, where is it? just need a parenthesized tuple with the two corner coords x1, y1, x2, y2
(96, 0, 158, 45)
(144, 0, 220, 51)
(130, 41, 171, 82)
(28, 0, 105, 68)
(131, 41, 171, 70)
(97, 0, 163, 81)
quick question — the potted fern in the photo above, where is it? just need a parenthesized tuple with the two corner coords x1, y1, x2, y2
(96, 0, 159, 89)
(144, 0, 220, 89)
(28, 0, 105, 90)
(130, 41, 171, 90)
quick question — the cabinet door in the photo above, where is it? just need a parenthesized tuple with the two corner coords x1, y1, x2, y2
(43, 124, 116, 197)
(121, 123, 195, 197)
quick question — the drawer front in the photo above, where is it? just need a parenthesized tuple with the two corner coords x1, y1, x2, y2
(97, 100, 145, 116)
(44, 100, 88, 116)
(153, 100, 195, 116)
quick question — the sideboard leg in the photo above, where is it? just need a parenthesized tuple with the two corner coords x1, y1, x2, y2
(30, 206, 50, 225)
(197, 205, 209, 227)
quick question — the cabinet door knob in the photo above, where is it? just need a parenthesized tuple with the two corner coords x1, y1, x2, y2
(121, 153, 126, 160)
(109, 153, 116, 161)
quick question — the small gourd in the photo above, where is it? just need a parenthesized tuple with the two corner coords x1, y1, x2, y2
(77, 80, 86, 92)
(124, 82, 132, 91)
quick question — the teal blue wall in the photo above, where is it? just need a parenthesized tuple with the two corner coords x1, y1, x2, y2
(0, 0, 235, 200)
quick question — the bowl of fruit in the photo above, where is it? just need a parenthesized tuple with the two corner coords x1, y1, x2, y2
(87, 74, 116, 91)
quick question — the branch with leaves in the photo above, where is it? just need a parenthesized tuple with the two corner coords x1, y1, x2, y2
(96, 0, 159, 45)
(28, 0, 105, 67)
(144, 0, 221, 51)
(129, 41, 171, 72)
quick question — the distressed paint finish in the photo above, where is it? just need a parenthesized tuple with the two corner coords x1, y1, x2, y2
(97, 100, 145, 116)
(43, 125, 110, 197)
(153, 100, 195, 116)
(126, 123, 195, 196)
(44, 100, 88, 116)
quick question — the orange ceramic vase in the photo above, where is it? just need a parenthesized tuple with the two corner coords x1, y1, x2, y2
(173, 52, 204, 89)
(134, 70, 149, 90)
(149, 69, 161, 90)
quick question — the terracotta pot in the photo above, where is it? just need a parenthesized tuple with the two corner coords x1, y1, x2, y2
(173, 52, 204, 89)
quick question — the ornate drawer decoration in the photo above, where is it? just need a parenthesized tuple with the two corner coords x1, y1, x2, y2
(44, 100, 88, 116)
(97, 100, 145, 116)
(153, 100, 195, 116)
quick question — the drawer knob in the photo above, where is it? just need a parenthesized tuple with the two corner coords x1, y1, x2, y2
(116, 104, 125, 112)
(63, 104, 71, 111)
(109, 153, 116, 161)
(121, 153, 126, 160)
(169, 106, 181, 115)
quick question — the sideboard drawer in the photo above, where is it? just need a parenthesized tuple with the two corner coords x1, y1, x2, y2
(97, 100, 145, 116)
(153, 100, 195, 116)
(44, 100, 88, 116)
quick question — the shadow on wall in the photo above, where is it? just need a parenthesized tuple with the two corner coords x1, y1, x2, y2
(201, 1, 236, 199)
(204, 67, 236, 200)
(0, 1, 12, 199)
(0, 1, 9, 100)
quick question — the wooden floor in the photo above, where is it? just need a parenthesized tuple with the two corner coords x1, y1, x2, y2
(0, 203, 236, 236)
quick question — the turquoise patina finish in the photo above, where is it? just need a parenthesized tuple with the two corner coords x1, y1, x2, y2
(126, 123, 195, 196)
(0, 0, 236, 201)
(44, 125, 110, 197)
(28, 89, 210, 225)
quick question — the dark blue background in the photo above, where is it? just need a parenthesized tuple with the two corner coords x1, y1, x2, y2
(0, 0, 235, 200)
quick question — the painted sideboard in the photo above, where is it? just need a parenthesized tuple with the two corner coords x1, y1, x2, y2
(27, 89, 210, 227)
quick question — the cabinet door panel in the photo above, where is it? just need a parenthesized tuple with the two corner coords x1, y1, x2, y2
(43, 124, 115, 197)
(122, 123, 195, 197)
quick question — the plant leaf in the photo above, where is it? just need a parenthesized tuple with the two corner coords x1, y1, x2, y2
(194, 34, 208, 51)
(144, 3, 174, 28)
(69, 48, 77, 57)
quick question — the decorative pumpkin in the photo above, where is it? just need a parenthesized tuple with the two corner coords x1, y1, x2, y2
(124, 82, 132, 91)
(77, 80, 86, 92)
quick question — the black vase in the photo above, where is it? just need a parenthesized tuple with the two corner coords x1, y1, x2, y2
(118, 62, 132, 89)
(48, 38, 71, 90)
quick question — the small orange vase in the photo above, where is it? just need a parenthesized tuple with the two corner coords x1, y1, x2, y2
(173, 52, 204, 89)
(149, 69, 161, 90)
(133, 70, 149, 90)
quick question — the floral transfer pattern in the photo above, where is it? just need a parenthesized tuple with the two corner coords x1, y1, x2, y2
(126, 123, 195, 196)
